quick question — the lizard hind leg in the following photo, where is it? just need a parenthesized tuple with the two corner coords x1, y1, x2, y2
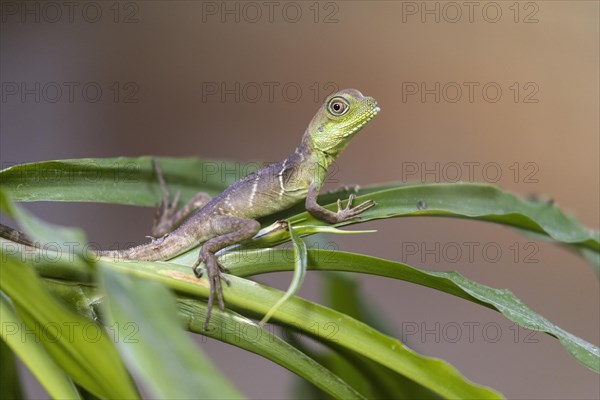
(191, 216, 261, 330)
(151, 158, 212, 237)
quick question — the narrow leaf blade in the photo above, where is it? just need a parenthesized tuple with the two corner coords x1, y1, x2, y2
(1, 294, 79, 400)
(99, 265, 244, 399)
(259, 222, 308, 325)
(0, 255, 139, 399)
(225, 249, 600, 373)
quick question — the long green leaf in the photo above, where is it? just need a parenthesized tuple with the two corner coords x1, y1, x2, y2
(176, 298, 366, 400)
(292, 272, 440, 399)
(0, 255, 139, 399)
(222, 249, 600, 373)
(2, 242, 396, 400)
(89, 259, 503, 399)
(32, 260, 366, 399)
(1, 293, 79, 400)
(0, 192, 140, 398)
(2, 159, 596, 254)
(99, 265, 244, 399)
(0, 157, 241, 205)
(323, 272, 441, 399)
(9, 232, 498, 399)
(0, 335, 24, 400)
(272, 183, 599, 253)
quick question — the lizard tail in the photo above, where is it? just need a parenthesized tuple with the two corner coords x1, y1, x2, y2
(96, 232, 198, 262)
(0, 224, 36, 247)
(97, 218, 212, 261)
(0, 223, 200, 262)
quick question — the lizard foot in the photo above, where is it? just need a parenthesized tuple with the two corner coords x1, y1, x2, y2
(335, 194, 376, 222)
(192, 251, 231, 330)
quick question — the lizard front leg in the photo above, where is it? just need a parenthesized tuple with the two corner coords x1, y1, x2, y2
(305, 182, 375, 224)
(192, 216, 261, 330)
(151, 158, 212, 237)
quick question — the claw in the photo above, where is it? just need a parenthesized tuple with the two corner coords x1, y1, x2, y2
(192, 252, 204, 277)
(192, 262, 204, 278)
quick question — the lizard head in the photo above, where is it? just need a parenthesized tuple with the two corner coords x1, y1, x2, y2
(306, 88, 380, 158)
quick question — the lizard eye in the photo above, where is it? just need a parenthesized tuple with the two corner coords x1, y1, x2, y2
(327, 97, 350, 116)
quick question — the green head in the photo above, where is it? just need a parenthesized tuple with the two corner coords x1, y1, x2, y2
(305, 88, 380, 158)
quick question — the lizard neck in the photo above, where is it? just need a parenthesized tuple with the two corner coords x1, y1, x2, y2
(298, 129, 338, 172)
(269, 133, 333, 194)
(280, 131, 335, 189)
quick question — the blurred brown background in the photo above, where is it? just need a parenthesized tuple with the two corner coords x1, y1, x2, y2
(1, 1, 598, 398)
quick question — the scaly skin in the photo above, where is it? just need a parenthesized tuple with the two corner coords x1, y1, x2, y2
(1, 89, 380, 329)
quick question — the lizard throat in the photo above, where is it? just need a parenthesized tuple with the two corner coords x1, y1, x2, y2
(342, 105, 381, 137)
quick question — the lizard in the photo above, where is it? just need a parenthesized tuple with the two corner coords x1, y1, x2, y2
(0, 88, 380, 329)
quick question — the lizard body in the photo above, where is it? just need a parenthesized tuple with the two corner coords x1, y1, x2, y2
(2, 89, 380, 328)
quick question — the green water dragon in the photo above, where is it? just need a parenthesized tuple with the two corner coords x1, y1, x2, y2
(1, 88, 381, 328)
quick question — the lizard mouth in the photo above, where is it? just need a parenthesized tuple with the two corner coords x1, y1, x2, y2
(343, 102, 380, 137)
